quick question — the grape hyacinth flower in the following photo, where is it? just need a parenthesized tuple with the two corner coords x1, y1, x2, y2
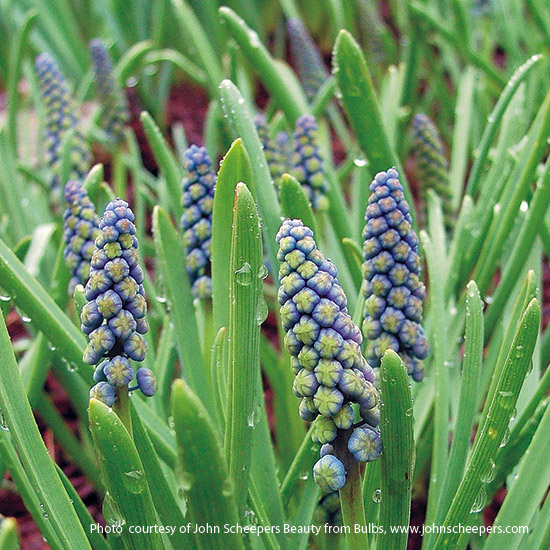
(83, 199, 156, 405)
(292, 115, 329, 211)
(412, 113, 454, 230)
(362, 168, 429, 381)
(277, 219, 381, 493)
(89, 39, 130, 144)
(287, 18, 328, 100)
(35, 53, 91, 192)
(254, 114, 291, 189)
(63, 180, 101, 295)
(181, 145, 216, 299)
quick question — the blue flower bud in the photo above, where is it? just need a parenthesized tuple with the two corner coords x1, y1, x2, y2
(89, 39, 129, 144)
(292, 115, 329, 211)
(313, 454, 346, 493)
(83, 199, 156, 400)
(35, 53, 91, 192)
(181, 145, 215, 299)
(362, 169, 429, 380)
(90, 381, 116, 406)
(136, 367, 157, 397)
(313, 416, 338, 444)
(347, 425, 382, 462)
(287, 19, 328, 100)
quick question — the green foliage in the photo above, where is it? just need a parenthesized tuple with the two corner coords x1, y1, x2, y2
(1, 3, 550, 550)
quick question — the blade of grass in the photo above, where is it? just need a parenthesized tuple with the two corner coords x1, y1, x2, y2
(211, 139, 253, 333)
(431, 281, 484, 544)
(0, 309, 91, 549)
(219, 7, 308, 124)
(151, 206, 211, 409)
(172, 379, 245, 550)
(484, 399, 550, 550)
(333, 30, 416, 224)
(219, 79, 281, 276)
(224, 183, 263, 516)
(89, 399, 162, 550)
(433, 298, 540, 550)
(378, 350, 415, 550)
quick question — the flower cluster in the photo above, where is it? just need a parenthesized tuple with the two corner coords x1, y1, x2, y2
(181, 145, 216, 299)
(412, 114, 453, 230)
(277, 219, 381, 493)
(254, 114, 291, 189)
(89, 39, 130, 144)
(362, 168, 429, 381)
(292, 115, 329, 211)
(287, 18, 328, 100)
(83, 199, 156, 405)
(35, 53, 91, 192)
(63, 180, 101, 295)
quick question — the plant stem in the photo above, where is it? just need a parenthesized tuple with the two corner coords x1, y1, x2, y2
(115, 389, 132, 436)
(339, 459, 369, 550)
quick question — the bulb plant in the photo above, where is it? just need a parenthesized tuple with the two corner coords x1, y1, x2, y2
(0, 4, 550, 550)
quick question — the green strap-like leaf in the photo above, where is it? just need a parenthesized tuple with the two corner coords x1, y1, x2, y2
(224, 183, 264, 516)
(219, 80, 280, 277)
(172, 379, 245, 550)
(151, 206, 211, 409)
(211, 139, 253, 333)
(433, 298, 540, 549)
(140, 111, 183, 218)
(332, 30, 416, 223)
(280, 173, 318, 237)
(378, 350, 415, 550)
(219, 7, 308, 124)
(89, 399, 162, 550)
(0, 309, 91, 550)
(0, 235, 88, 372)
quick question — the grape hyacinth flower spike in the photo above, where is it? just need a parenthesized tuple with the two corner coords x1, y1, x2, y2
(412, 113, 454, 230)
(362, 168, 429, 381)
(292, 114, 329, 211)
(277, 219, 381, 493)
(287, 18, 329, 100)
(254, 114, 291, 189)
(83, 199, 156, 405)
(181, 145, 216, 299)
(89, 39, 130, 144)
(63, 180, 101, 295)
(35, 53, 91, 192)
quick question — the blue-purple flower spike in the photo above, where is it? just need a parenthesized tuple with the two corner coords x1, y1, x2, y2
(287, 18, 328, 100)
(362, 168, 429, 381)
(89, 39, 130, 144)
(83, 198, 156, 403)
(292, 115, 329, 211)
(254, 114, 291, 189)
(277, 219, 381, 492)
(181, 145, 216, 299)
(35, 53, 91, 192)
(63, 180, 101, 295)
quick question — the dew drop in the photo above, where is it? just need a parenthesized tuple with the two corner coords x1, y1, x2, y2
(257, 264, 269, 280)
(372, 489, 382, 503)
(235, 262, 252, 286)
(499, 427, 511, 448)
(256, 297, 268, 325)
(481, 460, 496, 484)
(353, 158, 367, 167)
(470, 486, 487, 513)
(179, 471, 194, 490)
